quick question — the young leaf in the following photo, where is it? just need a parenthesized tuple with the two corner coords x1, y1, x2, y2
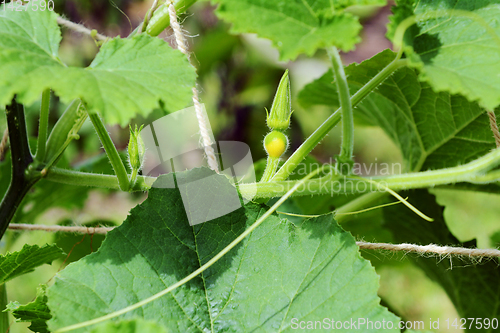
(6, 285, 51, 333)
(0, 3, 196, 126)
(48, 168, 399, 332)
(298, 49, 498, 172)
(212, 0, 387, 61)
(388, 0, 500, 110)
(382, 189, 500, 326)
(0, 244, 64, 284)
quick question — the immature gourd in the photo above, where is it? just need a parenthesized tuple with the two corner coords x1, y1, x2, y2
(264, 130, 288, 158)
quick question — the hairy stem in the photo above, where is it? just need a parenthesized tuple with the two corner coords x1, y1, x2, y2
(35, 89, 50, 162)
(88, 112, 130, 191)
(241, 146, 500, 199)
(143, 0, 197, 37)
(327, 46, 353, 172)
(0, 98, 40, 239)
(271, 58, 408, 182)
(260, 156, 280, 183)
(42, 145, 500, 202)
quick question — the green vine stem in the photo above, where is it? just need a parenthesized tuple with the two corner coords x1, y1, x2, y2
(0, 98, 41, 239)
(34, 89, 50, 162)
(44, 145, 500, 202)
(240, 146, 500, 199)
(270, 58, 408, 182)
(327, 46, 354, 173)
(53, 165, 329, 333)
(88, 112, 130, 191)
(44, 168, 153, 191)
(0, 284, 8, 333)
(144, 0, 197, 37)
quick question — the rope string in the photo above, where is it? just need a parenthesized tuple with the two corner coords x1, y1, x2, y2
(0, 128, 9, 161)
(56, 16, 108, 41)
(357, 241, 500, 258)
(9, 224, 500, 258)
(168, 2, 219, 173)
(487, 111, 500, 148)
(8, 224, 113, 235)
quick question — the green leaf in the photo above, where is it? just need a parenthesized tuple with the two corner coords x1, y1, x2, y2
(212, 0, 387, 61)
(0, 3, 196, 126)
(0, 244, 64, 284)
(48, 168, 398, 332)
(382, 190, 500, 329)
(6, 285, 51, 333)
(388, 0, 500, 110)
(298, 49, 497, 171)
(90, 319, 167, 333)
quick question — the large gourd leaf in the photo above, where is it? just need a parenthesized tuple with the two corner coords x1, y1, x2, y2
(298, 49, 497, 171)
(387, 0, 500, 110)
(48, 168, 399, 332)
(0, 2, 196, 126)
(212, 0, 387, 61)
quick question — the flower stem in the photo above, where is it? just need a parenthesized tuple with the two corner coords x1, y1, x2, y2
(35, 89, 50, 162)
(260, 156, 280, 182)
(271, 58, 408, 182)
(88, 112, 130, 191)
(327, 46, 353, 173)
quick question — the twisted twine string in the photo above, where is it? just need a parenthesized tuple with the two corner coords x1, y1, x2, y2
(9, 224, 500, 258)
(357, 241, 500, 258)
(8, 224, 113, 235)
(168, 2, 219, 173)
(487, 111, 500, 148)
(0, 128, 9, 161)
(56, 16, 108, 41)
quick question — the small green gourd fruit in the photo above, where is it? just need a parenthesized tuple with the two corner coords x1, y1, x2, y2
(264, 130, 288, 158)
